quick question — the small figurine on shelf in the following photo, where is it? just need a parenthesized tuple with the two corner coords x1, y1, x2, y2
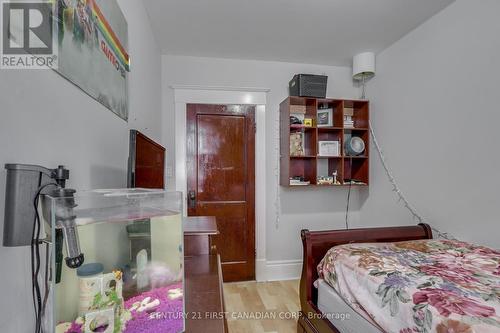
(317, 176, 335, 185)
(333, 170, 341, 185)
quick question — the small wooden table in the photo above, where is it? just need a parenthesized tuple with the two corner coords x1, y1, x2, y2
(184, 216, 226, 332)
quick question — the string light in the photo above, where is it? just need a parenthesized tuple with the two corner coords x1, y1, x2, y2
(273, 108, 455, 239)
(369, 120, 456, 240)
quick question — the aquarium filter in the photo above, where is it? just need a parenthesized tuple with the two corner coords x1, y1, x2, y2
(3, 164, 84, 268)
(4, 164, 68, 246)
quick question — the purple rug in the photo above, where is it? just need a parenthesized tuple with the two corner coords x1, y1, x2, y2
(124, 283, 183, 333)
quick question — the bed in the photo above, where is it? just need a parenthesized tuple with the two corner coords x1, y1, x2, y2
(298, 223, 500, 333)
(316, 278, 382, 332)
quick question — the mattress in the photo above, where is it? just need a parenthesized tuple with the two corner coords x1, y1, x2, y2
(317, 239, 500, 333)
(317, 279, 382, 333)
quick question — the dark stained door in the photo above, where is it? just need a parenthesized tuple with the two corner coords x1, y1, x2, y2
(187, 104, 255, 282)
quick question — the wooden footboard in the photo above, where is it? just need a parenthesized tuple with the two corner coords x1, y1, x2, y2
(297, 223, 433, 333)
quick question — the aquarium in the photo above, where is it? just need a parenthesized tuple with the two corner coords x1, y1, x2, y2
(42, 189, 184, 333)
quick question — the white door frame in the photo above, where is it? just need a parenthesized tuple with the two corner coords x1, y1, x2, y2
(171, 85, 269, 281)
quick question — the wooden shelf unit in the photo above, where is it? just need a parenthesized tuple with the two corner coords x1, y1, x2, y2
(280, 97, 370, 187)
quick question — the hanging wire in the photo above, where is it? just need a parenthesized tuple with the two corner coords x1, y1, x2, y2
(369, 120, 456, 240)
(345, 182, 352, 230)
(32, 182, 58, 333)
(273, 105, 455, 240)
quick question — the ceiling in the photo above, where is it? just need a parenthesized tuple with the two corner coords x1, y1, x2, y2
(143, 0, 454, 66)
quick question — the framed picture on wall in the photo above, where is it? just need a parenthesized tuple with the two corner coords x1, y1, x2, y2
(290, 131, 305, 157)
(317, 109, 333, 127)
(318, 141, 340, 157)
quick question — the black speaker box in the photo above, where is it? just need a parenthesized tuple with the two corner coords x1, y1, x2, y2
(289, 74, 327, 98)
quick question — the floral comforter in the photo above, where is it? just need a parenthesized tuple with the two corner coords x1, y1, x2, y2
(317, 239, 500, 333)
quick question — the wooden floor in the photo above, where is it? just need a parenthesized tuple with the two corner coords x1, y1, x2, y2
(223, 280, 300, 333)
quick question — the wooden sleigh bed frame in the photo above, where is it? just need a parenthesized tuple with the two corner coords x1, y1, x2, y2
(297, 223, 433, 333)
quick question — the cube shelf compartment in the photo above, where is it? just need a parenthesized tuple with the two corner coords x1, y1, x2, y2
(280, 97, 370, 187)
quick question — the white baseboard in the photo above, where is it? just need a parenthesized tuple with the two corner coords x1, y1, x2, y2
(257, 259, 302, 282)
(256, 258, 267, 282)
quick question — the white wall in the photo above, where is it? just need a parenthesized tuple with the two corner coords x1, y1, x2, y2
(359, 0, 500, 248)
(0, 0, 162, 331)
(162, 55, 364, 267)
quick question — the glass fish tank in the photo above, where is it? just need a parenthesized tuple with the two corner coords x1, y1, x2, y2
(42, 189, 184, 333)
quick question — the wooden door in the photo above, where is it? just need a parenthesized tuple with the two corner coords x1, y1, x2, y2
(187, 104, 255, 282)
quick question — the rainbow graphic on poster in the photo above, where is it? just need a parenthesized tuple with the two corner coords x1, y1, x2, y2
(90, 0, 130, 72)
(55, 0, 130, 121)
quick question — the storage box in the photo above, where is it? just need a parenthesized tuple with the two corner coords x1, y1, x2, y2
(344, 107, 354, 116)
(290, 105, 307, 114)
(289, 74, 327, 98)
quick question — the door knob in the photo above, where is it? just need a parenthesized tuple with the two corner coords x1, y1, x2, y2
(188, 190, 196, 209)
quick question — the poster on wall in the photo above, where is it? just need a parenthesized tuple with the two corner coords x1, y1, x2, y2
(55, 0, 130, 121)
